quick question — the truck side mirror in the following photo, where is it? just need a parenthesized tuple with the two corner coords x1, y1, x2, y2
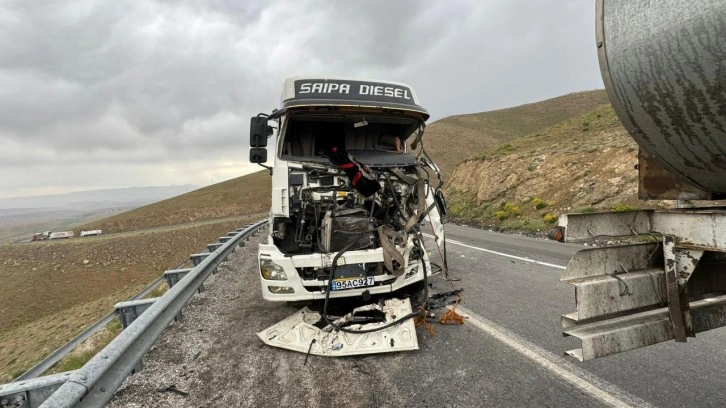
(250, 116, 269, 147)
(250, 147, 268, 164)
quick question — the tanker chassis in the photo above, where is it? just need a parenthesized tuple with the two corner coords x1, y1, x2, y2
(557, 0, 726, 361)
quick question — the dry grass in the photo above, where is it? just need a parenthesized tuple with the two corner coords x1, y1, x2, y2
(1, 166, 273, 381)
(48, 318, 123, 374)
(0, 216, 260, 381)
(420, 90, 610, 180)
(0, 292, 136, 382)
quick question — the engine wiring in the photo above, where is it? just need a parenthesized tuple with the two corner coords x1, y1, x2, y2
(319, 175, 462, 335)
(289, 123, 463, 336)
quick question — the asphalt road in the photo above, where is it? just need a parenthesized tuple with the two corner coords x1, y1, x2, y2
(441, 224, 726, 408)
(109, 224, 726, 407)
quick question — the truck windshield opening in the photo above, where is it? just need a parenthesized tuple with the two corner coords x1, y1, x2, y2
(281, 114, 420, 162)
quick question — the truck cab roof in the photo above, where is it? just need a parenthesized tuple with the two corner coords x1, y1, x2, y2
(274, 77, 429, 120)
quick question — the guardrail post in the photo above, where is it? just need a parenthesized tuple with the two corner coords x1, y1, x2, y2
(218, 236, 232, 243)
(207, 243, 223, 252)
(164, 268, 201, 300)
(190, 253, 210, 267)
(0, 371, 77, 408)
(115, 298, 159, 329)
(164, 269, 198, 321)
(114, 298, 159, 373)
(190, 253, 217, 274)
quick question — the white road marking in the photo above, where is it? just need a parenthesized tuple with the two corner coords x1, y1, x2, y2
(422, 233, 566, 270)
(455, 305, 652, 408)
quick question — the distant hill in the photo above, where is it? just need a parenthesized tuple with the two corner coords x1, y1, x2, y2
(0, 185, 201, 242)
(77, 171, 271, 234)
(420, 90, 610, 180)
(0, 185, 199, 210)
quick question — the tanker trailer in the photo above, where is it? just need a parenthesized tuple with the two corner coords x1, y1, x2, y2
(557, 0, 726, 361)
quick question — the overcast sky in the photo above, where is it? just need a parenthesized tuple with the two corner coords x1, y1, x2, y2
(0, 0, 603, 199)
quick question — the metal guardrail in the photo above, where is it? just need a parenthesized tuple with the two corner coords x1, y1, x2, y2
(0, 220, 266, 408)
(14, 277, 165, 382)
(12, 236, 204, 384)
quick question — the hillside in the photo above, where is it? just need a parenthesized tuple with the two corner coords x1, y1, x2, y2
(420, 90, 610, 180)
(445, 104, 655, 232)
(1, 170, 271, 381)
(78, 170, 271, 234)
(0, 217, 261, 381)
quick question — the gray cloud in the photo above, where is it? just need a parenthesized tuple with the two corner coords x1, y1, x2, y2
(0, 0, 602, 198)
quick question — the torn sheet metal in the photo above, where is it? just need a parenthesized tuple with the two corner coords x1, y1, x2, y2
(257, 298, 419, 356)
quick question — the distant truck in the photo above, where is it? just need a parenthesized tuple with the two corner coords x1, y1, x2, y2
(557, 0, 726, 361)
(80, 230, 102, 237)
(249, 77, 447, 302)
(49, 231, 74, 240)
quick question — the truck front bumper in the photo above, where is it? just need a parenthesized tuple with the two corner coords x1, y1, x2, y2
(257, 243, 429, 302)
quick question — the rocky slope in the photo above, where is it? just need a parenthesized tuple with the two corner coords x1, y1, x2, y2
(420, 90, 610, 180)
(444, 105, 647, 231)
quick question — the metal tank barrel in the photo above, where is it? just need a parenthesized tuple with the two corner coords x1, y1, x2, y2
(597, 0, 726, 194)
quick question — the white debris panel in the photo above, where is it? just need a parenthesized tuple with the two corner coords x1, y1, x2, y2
(257, 298, 418, 356)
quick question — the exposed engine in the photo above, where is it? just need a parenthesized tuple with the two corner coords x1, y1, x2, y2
(271, 158, 432, 277)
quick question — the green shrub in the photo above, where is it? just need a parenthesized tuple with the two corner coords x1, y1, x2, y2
(446, 191, 493, 220)
(503, 203, 521, 217)
(611, 203, 638, 212)
(54, 350, 95, 372)
(147, 281, 169, 299)
(543, 213, 558, 224)
(10, 368, 27, 380)
(532, 197, 548, 210)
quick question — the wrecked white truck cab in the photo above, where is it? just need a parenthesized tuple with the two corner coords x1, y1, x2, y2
(249, 77, 447, 303)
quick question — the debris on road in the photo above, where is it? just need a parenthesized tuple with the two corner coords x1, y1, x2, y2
(257, 298, 419, 357)
(439, 300, 465, 325)
(156, 384, 189, 397)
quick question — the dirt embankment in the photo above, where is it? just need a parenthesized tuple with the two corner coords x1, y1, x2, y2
(0, 215, 259, 381)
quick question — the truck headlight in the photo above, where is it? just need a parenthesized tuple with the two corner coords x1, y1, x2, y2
(260, 259, 288, 280)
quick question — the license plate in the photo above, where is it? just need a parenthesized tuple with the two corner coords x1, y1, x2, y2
(331, 276, 375, 291)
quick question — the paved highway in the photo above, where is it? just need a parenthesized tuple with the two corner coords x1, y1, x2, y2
(442, 224, 726, 408)
(109, 224, 726, 407)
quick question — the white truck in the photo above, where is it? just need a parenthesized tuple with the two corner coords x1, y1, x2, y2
(49, 231, 74, 240)
(558, 0, 726, 361)
(249, 77, 447, 303)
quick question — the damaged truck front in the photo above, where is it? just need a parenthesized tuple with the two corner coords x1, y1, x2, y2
(249, 77, 446, 303)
